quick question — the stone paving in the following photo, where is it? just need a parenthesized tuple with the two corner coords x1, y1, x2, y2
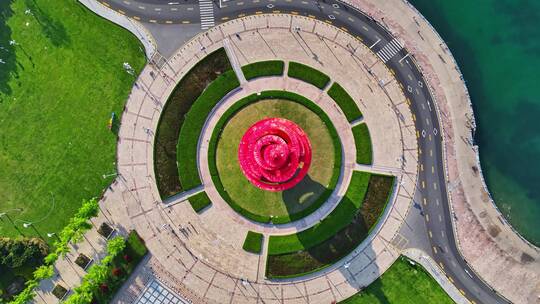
(34, 14, 420, 304)
(347, 0, 540, 303)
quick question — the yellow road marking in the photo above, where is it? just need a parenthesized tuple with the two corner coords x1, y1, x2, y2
(432, 246, 437, 253)
(255, 11, 263, 14)
(423, 198, 427, 206)
(439, 262, 444, 269)
(221, 17, 230, 20)
(428, 230, 433, 238)
(165, 20, 173, 24)
(181, 20, 190, 24)
(291, 11, 299, 15)
(426, 214, 430, 222)
(117, 9, 125, 15)
(420, 164, 424, 171)
(149, 19, 157, 23)
(133, 16, 141, 20)
(448, 276, 454, 283)
(101, 1, 111, 7)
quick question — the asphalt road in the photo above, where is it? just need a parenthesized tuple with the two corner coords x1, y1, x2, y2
(101, 0, 510, 303)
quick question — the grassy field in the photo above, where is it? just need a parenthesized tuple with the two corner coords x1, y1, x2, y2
(216, 99, 335, 221)
(155, 49, 231, 199)
(177, 70, 239, 190)
(0, 1, 145, 241)
(328, 83, 363, 122)
(287, 62, 330, 89)
(340, 257, 453, 304)
(352, 123, 373, 165)
(241, 60, 284, 80)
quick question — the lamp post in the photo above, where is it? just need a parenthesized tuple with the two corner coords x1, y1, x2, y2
(102, 172, 118, 179)
(23, 222, 32, 228)
(47, 232, 61, 242)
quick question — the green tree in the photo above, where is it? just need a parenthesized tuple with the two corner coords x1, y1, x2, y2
(33, 265, 54, 280)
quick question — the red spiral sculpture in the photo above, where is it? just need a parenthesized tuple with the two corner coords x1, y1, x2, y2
(238, 118, 312, 191)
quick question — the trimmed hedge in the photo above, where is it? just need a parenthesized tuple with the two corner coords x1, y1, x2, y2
(188, 192, 212, 213)
(242, 60, 284, 80)
(352, 123, 373, 165)
(155, 48, 231, 199)
(266, 175, 395, 278)
(177, 70, 240, 190)
(287, 62, 330, 89)
(242, 231, 263, 254)
(208, 90, 342, 224)
(327, 82, 363, 122)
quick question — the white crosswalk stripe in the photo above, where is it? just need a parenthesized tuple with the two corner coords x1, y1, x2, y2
(199, 0, 215, 30)
(376, 38, 403, 63)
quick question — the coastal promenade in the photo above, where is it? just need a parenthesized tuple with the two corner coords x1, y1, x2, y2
(351, 1, 540, 302)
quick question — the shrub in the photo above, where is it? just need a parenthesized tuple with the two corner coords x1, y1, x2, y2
(287, 62, 330, 89)
(177, 70, 240, 190)
(242, 232, 263, 254)
(327, 82, 363, 122)
(352, 123, 373, 165)
(188, 192, 212, 213)
(0, 238, 49, 269)
(242, 60, 284, 80)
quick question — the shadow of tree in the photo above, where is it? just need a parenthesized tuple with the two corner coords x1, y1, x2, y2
(0, 0, 16, 99)
(24, 0, 70, 47)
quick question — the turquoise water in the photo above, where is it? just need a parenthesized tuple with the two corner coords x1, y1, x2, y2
(409, 0, 540, 246)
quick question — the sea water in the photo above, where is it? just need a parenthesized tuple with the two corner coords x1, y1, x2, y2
(409, 0, 540, 246)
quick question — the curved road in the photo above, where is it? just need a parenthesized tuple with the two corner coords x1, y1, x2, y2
(101, 0, 509, 303)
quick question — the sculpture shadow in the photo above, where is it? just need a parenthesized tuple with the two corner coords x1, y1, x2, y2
(281, 174, 327, 215)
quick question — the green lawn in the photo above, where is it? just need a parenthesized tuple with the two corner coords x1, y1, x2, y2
(340, 257, 453, 304)
(266, 174, 395, 278)
(242, 231, 263, 254)
(216, 99, 336, 222)
(177, 70, 239, 190)
(287, 62, 330, 89)
(242, 60, 284, 80)
(352, 123, 373, 165)
(267, 171, 370, 255)
(327, 82, 363, 122)
(188, 192, 211, 213)
(0, 0, 145, 241)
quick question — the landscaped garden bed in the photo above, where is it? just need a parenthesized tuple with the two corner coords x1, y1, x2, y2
(327, 82, 363, 122)
(287, 62, 330, 89)
(242, 231, 263, 254)
(188, 192, 212, 213)
(177, 70, 240, 190)
(209, 91, 342, 224)
(155, 48, 232, 199)
(266, 174, 395, 278)
(352, 123, 373, 165)
(64, 230, 148, 304)
(241, 60, 284, 80)
(97, 222, 114, 239)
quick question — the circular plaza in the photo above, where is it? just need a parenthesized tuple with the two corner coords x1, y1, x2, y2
(106, 13, 419, 304)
